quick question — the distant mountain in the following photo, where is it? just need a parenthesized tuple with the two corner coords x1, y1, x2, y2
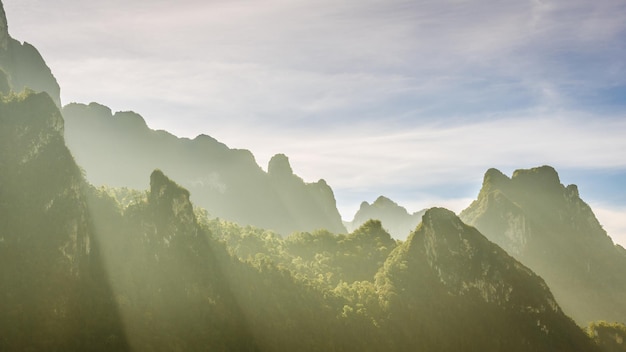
(61, 102, 346, 235)
(374, 208, 598, 351)
(0, 2, 61, 106)
(460, 166, 626, 325)
(346, 195, 426, 239)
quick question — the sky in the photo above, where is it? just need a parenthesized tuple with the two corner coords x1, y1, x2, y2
(3, 0, 626, 245)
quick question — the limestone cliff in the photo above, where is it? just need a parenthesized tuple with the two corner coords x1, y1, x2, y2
(461, 166, 626, 325)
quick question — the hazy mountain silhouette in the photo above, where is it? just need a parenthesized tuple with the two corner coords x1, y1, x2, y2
(0, 2, 61, 106)
(346, 195, 426, 239)
(62, 102, 346, 236)
(461, 166, 626, 325)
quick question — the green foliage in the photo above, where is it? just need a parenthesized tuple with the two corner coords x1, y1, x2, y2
(587, 321, 626, 352)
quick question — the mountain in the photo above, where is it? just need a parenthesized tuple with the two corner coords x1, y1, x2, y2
(61, 102, 346, 235)
(460, 166, 626, 325)
(346, 195, 426, 239)
(375, 208, 599, 351)
(0, 2, 61, 106)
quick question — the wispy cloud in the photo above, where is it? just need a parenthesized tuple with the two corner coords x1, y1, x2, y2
(3, 0, 626, 243)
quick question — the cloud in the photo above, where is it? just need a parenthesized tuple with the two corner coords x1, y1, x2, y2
(3, 0, 626, 247)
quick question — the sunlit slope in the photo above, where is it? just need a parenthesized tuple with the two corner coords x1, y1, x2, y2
(62, 102, 346, 235)
(461, 166, 626, 325)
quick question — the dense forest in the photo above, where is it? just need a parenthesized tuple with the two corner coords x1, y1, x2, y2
(1, 1, 626, 350)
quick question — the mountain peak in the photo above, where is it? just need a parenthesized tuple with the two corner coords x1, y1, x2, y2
(412, 207, 468, 249)
(422, 206, 458, 223)
(511, 165, 561, 190)
(149, 169, 196, 233)
(268, 153, 293, 176)
(372, 195, 398, 207)
(0, 1, 8, 51)
(482, 168, 510, 189)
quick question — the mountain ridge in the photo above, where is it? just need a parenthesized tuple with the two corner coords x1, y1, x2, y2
(461, 165, 626, 325)
(62, 102, 346, 236)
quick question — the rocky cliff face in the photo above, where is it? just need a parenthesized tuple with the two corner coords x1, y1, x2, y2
(460, 166, 626, 325)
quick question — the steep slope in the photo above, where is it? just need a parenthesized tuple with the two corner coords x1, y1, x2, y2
(346, 195, 426, 239)
(460, 166, 626, 325)
(376, 208, 599, 351)
(62, 102, 346, 235)
(0, 91, 128, 350)
(0, 1, 61, 106)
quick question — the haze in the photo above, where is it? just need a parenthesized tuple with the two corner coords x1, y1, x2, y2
(3, 0, 626, 245)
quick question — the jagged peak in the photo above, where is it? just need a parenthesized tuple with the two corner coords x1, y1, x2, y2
(150, 169, 190, 199)
(421, 207, 461, 227)
(113, 110, 148, 130)
(0, 0, 8, 51)
(407, 207, 462, 248)
(149, 169, 196, 226)
(511, 165, 561, 189)
(87, 102, 113, 116)
(408, 206, 494, 258)
(372, 195, 399, 207)
(268, 153, 293, 176)
(63, 102, 114, 119)
(482, 168, 510, 188)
